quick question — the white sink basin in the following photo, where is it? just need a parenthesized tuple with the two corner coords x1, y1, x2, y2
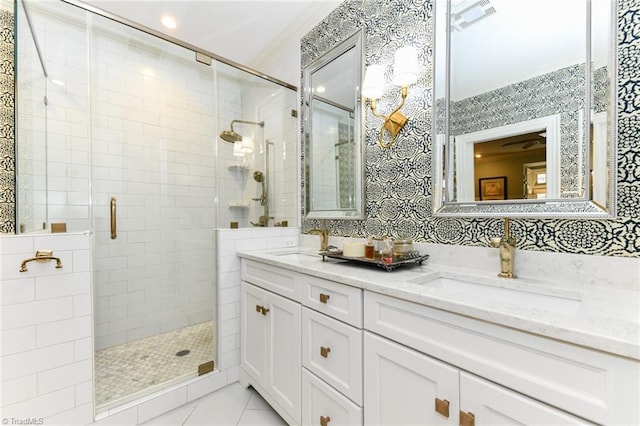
(273, 252, 321, 261)
(408, 273, 581, 312)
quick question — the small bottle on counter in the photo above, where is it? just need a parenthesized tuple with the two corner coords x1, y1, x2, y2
(364, 237, 375, 260)
(380, 238, 393, 264)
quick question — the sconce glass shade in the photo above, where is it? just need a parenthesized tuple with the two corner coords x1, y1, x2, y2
(240, 136, 254, 154)
(362, 64, 386, 99)
(392, 46, 418, 86)
(232, 141, 244, 157)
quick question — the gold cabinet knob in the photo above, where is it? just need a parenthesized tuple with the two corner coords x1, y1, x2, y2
(319, 293, 330, 304)
(261, 306, 270, 316)
(435, 397, 449, 418)
(320, 346, 331, 358)
(255, 304, 263, 313)
(460, 411, 475, 426)
(320, 415, 331, 426)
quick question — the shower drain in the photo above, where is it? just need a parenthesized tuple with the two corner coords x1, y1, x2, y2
(175, 349, 191, 357)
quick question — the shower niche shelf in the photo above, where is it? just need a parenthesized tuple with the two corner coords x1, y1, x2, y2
(228, 201, 250, 209)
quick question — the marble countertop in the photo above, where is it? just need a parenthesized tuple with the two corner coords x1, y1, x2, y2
(237, 248, 640, 361)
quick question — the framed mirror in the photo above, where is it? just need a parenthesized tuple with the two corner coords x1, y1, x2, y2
(433, 0, 617, 217)
(303, 29, 365, 220)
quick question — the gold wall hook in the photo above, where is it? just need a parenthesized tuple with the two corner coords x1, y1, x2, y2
(20, 250, 63, 272)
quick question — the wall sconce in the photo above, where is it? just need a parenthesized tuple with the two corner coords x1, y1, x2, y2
(362, 46, 418, 149)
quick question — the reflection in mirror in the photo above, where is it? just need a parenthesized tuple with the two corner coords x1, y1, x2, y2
(433, 0, 616, 217)
(474, 132, 547, 201)
(455, 115, 560, 201)
(304, 30, 364, 219)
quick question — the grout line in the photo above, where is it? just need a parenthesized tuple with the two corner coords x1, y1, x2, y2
(179, 403, 198, 426)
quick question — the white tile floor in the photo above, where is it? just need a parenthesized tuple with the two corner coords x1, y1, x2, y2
(142, 383, 288, 426)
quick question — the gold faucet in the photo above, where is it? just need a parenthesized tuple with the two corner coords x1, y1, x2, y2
(490, 217, 517, 278)
(308, 220, 329, 251)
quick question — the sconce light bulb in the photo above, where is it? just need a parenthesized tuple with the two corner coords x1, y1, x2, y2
(392, 46, 418, 86)
(232, 141, 244, 157)
(362, 64, 385, 99)
(241, 136, 254, 154)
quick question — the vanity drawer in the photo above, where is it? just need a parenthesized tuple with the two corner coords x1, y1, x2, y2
(302, 369, 363, 426)
(364, 291, 640, 425)
(301, 274, 362, 327)
(242, 259, 301, 302)
(302, 307, 363, 405)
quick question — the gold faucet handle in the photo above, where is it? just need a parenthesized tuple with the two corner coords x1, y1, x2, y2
(489, 237, 501, 248)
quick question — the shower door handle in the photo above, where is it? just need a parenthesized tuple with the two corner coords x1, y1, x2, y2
(110, 197, 117, 239)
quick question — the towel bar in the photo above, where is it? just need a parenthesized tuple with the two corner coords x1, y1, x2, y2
(20, 250, 63, 273)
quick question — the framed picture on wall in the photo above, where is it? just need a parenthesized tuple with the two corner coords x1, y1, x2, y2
(479, 176, 507, 200)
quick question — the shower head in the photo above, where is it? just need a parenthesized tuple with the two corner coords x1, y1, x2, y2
(253, 171, 264, 183)
(220, 129, 242, 143)
(220, 119, 265, 143)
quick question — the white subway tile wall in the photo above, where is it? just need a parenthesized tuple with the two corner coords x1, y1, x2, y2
(0, 233, 94, 424)
(216, 62, 299, 230)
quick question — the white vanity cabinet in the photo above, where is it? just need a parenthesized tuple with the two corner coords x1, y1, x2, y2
(300, 274, 364, 426)
(239, 255, 639, 426)
(241, 261, 302, 425)
(364, 331, 589, 425)
(364, 291, 639, 425)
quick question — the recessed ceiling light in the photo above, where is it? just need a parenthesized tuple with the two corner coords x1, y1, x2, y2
(161, 15, 177, 29)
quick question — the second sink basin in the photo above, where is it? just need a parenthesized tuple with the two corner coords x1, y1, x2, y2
(409, 273, 582, 313)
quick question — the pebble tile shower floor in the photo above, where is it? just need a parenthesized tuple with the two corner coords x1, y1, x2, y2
(95, 321, 215, 407)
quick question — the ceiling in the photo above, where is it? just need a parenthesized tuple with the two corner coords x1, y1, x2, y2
(80, 0, 342, 70)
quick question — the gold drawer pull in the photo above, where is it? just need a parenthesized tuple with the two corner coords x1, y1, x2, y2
(435, 398, 449, 418)
(261, 306, 270, 316)
(256, 304, 263, 313)
(319, 293, 330, 304)
(460, 411, 475, 426)
(320, 346, 331, 358)
(320, 415, 331, 426)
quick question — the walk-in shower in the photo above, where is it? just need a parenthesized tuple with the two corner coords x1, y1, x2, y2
(14, 0, 298, 416)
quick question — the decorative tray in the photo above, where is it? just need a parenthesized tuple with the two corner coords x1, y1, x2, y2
(320, 250, 429, 272)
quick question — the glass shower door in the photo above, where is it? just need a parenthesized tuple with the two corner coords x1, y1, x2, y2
(89, 14, 218, 409)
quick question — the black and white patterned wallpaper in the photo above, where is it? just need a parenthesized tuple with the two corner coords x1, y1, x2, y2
(0, 8, 14, 234)
(302, 0, 640, 257)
